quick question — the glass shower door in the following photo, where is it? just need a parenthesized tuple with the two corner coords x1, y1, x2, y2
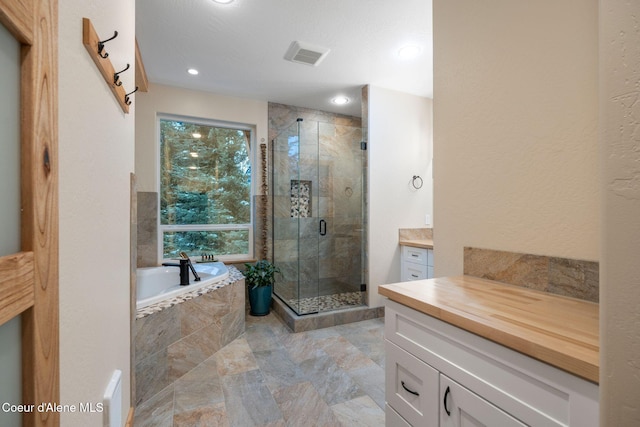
(272, 120, 303, 313)
(272, 118, 366, 315)
(316, 122, 365, 312)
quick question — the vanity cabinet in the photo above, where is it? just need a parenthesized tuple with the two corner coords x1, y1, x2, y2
(384, 299, 599, 427)
(400, 245, 433, 281)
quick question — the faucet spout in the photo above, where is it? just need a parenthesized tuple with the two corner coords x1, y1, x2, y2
(162, 258, 192, 285)
(180, 252, 201, 282)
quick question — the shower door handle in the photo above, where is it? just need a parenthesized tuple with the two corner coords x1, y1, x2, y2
(319, 219, 327, 236)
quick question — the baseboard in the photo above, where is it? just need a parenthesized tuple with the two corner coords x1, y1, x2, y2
(125, 407, 134, 427)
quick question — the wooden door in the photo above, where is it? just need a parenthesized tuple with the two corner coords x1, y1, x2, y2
(0, 0, 59, 426)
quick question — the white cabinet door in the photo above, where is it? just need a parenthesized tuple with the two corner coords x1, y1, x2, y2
(440, 375, 527, 427)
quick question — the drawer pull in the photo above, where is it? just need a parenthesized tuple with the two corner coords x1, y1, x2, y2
(411, 274, 419, 278)
(443, 385, 451, 416)
(401, 381, 420, 396)
(411, 254, 419, 257)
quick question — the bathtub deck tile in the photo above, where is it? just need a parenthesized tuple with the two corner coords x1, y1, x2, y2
(135, 348, 171, 406)
(221, 308, 245, 348)
(168, 321, 223, 381)
(136, 266, 245, 320)
(179, 296, 217, 337)
(230, 280, 246, 312)
(135, 305, 180, 357)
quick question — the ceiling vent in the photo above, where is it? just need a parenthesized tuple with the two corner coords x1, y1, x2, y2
(284, 41, 330, 67)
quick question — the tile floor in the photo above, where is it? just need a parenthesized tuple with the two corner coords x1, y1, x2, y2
(135, 311, 386, 426)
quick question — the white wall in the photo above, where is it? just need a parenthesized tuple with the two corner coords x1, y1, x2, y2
(368, 86, 433, 307)
(59, 2, 135, 426)
(433, 0, 599, 277)
(135, 83, 268, 193)
(600, 0, 640, 423)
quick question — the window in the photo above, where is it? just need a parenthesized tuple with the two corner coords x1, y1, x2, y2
(159, 116, 253, 261)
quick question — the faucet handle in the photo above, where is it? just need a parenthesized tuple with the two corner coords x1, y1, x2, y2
(179, 251, 189, 260)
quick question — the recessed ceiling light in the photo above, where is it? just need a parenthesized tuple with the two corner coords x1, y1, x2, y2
(212, 0, 234, 3)
(398, 45, 422, 60)
(187, 68, 199, 75)
(332, 96, 349, 105)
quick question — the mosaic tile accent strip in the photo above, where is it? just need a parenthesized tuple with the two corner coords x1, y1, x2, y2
(136, 266, 245, 319)
(286, 291, 363, 314)
(464, 247, 599, 302)
(291, 180, 312, 218)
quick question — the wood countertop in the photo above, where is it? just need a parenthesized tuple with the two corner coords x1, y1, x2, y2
(378, 276, 599, 383)
(399, 238, 434, 249)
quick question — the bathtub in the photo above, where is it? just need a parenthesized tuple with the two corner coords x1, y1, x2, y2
(136, 261, 229, 310)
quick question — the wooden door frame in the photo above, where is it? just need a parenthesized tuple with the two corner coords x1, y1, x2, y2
(0, 0, 59, 426)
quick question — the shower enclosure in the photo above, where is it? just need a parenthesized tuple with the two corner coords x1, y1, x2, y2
(272, 118, 367, 315)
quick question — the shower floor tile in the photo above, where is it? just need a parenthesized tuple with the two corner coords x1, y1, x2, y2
(286, 291, 364, 314)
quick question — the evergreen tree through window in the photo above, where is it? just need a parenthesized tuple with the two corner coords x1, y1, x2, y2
(159, 117, 252, 260)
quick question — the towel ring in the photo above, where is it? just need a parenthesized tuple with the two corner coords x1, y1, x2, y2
(412, 175, 423, 189)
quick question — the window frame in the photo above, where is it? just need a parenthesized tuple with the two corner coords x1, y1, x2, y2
(156, 113, 255, 262)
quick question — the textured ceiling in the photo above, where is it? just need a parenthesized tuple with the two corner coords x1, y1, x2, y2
(135, 0, 433, 117)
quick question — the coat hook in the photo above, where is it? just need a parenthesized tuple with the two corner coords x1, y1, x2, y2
(124, 86, 139, 105)
(97, 30, 118, 59)
(113, 63, 130, 87)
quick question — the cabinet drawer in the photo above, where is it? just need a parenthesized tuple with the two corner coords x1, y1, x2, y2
(402, 262, 427, 281)
(402, 245, 428, 264)
(386, 340, 439, 427)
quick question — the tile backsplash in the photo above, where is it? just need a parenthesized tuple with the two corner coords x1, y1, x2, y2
(464, 247, 599, 302)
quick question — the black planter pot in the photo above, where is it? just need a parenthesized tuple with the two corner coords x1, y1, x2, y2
(248, 284, 272, 316)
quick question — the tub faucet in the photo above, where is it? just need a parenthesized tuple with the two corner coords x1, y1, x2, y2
(162, 259, 191, 286)
(162, 256, 200, 286)
(180, 252, 201, 283)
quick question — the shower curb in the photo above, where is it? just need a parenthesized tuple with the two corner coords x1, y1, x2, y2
(271, 295, 384, 332)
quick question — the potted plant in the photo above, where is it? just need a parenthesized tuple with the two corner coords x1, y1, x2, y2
(244, 260, 281, 316)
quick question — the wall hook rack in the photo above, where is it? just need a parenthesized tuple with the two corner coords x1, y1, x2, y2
(97, 30, 118, 59)
(125, 87, 139, 105)
(113, 63, 130, 87)
(82, 17, 131, 113)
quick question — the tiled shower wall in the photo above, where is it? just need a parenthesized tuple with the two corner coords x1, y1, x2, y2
(464, 247, 599, 302)
(268, 103, 366, 303)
